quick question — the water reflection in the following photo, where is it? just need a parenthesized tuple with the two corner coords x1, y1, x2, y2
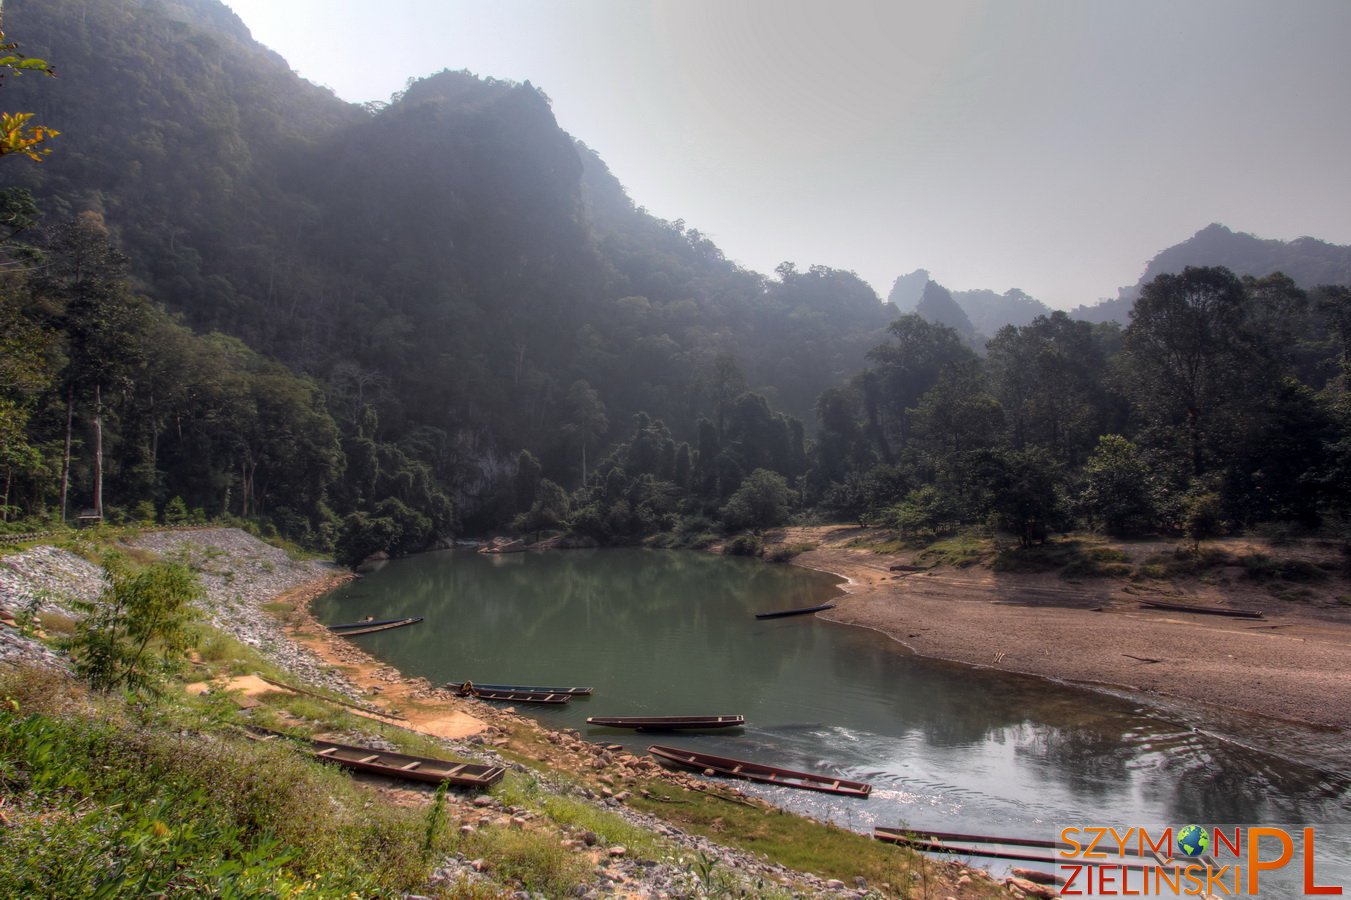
(314, 548, 1350, 873)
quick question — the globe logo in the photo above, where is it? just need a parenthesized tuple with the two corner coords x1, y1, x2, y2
(1177, 824, 1209, 857)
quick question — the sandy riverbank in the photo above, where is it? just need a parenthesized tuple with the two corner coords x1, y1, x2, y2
(772, 526, 1351, 734)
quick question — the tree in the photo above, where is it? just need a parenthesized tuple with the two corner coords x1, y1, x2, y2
(514, 477, 569, 541)
(66, 556, 202, 695)
(866, 314, 976, 451)
(720, 468, 793, 532)
(0, 29, 58, 162)
(1080, 435, 1155, 536)
(41, 213, 151, 521)
(562, 379, 607, 486)
(1120, 266, 1256, 477)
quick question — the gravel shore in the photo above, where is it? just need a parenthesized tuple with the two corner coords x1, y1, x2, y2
(774, 526, 1351, 735)
(6, 529, 982, 898)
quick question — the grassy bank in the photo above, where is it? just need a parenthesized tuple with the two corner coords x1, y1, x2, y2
(2, 529, 999, 899)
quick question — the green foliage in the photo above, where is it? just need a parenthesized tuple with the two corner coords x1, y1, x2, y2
(1080, 435, 1156, 536)
(993, 539, 1131, 578)
(64, 556, 202, 694)
(1238, 553, 1329, 583)
(0, 679, 441, 897)
(720, 468, 794, 532)
(163, 495, 189, 525)
(724, 533, 763, 556)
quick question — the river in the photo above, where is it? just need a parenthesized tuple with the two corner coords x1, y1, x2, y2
(312, 547, 1351, 890)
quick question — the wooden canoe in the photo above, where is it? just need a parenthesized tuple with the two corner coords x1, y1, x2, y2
(873, 828, 1157, 869)
(444, 681, 593, 696)
(648, 744, 871, 797)
(1139, 599, 1264, 619)
(755, 603, 836, 619)
(461, 686, 572, 704)
(586, 715, 744, 730)
(329, 616, 424, 636)
(247, 727, 504, 787)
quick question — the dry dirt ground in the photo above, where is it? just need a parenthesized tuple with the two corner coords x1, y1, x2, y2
(770, 526, 1351, 734)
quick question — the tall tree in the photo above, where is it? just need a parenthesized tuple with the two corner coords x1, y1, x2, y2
(1120, 266, 1257, 478)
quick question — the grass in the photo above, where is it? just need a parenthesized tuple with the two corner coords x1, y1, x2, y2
(627, 781, 931, 894)
(1132, 547, 1232, 581)
(0, 665, 444, 898)
(993, 538, 1131, 579)
(915, 534, 990, 569)
(1237, 553, 1329, 583)
(765, 542, 817, 563)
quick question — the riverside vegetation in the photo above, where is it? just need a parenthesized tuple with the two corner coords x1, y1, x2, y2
(3, 0, 1351, 574)
(1, 526, 1008, 899)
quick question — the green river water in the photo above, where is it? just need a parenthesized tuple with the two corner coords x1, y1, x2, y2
(312, 547, 1351, 891)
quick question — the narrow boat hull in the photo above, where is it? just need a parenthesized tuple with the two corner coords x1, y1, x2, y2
(586, 715, 745, 730)
(247, 727, 504, 787)
(466, 687, 571, 704)
(444, 681, 593, 696)
(1139, 600, 1263, 619)
(329, 616, 423, 636)
(755, 603, 836, 619)
(648, 744, 871, 797)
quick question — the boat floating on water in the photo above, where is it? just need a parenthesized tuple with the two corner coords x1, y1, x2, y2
(648, 744, 871, 797)
(327, 616, 424, 636)
(873, 827, 1157, 869)
(246, 727, 504, 788)
(586, 715, 745, 731)
(755, 602, 836, 619)
(444, 681, 593, 696)
(453, 684, 572, 704)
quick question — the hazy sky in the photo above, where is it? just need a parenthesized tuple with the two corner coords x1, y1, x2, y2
(221, 0, 1351, 309)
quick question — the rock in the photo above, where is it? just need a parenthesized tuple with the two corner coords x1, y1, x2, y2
(608, 846, 627, 858)
(1006, 876, 1058, 898)
(473, 795, 495, 807)
(826, 879, 847, 890)
(957, 875, 972, 887)
(1012, 867, 1067, 886)
(582, 831, 600, 846)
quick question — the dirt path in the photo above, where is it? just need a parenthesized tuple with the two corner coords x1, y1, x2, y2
(774, 526, 1351, 733)
(273, 578, 488, 741)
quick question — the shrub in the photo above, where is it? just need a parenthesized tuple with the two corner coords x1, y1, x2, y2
(64, 555, 202, 694)
(163, 496, 190, 525)
(724, 533, 763, 556)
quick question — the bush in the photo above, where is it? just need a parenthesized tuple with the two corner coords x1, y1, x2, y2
(163, 496, 190, 525)
(64, 556, 202, 695)
(724, 533, 763, 556)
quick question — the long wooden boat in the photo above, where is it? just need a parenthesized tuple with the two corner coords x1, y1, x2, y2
(648, 744, 871, 797)
(755, 602, 836, 620)
(247, 727, 504, 787)
(462, 686, 572, 704)
(329, 616, 424, 636)
(444, 681, 593, 696)
(873, 828, 1157, 869)
(1139, 599, 1263, 619)
(586, 715, 745, 730)
(328, 616, 411, 631)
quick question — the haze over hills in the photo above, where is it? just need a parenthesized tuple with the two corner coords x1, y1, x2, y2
(889, 224, 1351, 335)
(3, 0, 1351, 562)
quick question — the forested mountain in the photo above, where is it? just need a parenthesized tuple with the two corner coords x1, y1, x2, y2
(0, 0, 893, 546)
(1072, 224, 1351, 324)
(4, 0, 1351, 564)
(887, 269, 1054, 344)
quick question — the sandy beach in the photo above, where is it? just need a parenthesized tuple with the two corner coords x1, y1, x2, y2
(773, 526, 1351, 734)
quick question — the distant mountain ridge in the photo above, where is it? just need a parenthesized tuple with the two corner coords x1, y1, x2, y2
(891, 224, 1351, 336)
(1070, 224, 1351, 324)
